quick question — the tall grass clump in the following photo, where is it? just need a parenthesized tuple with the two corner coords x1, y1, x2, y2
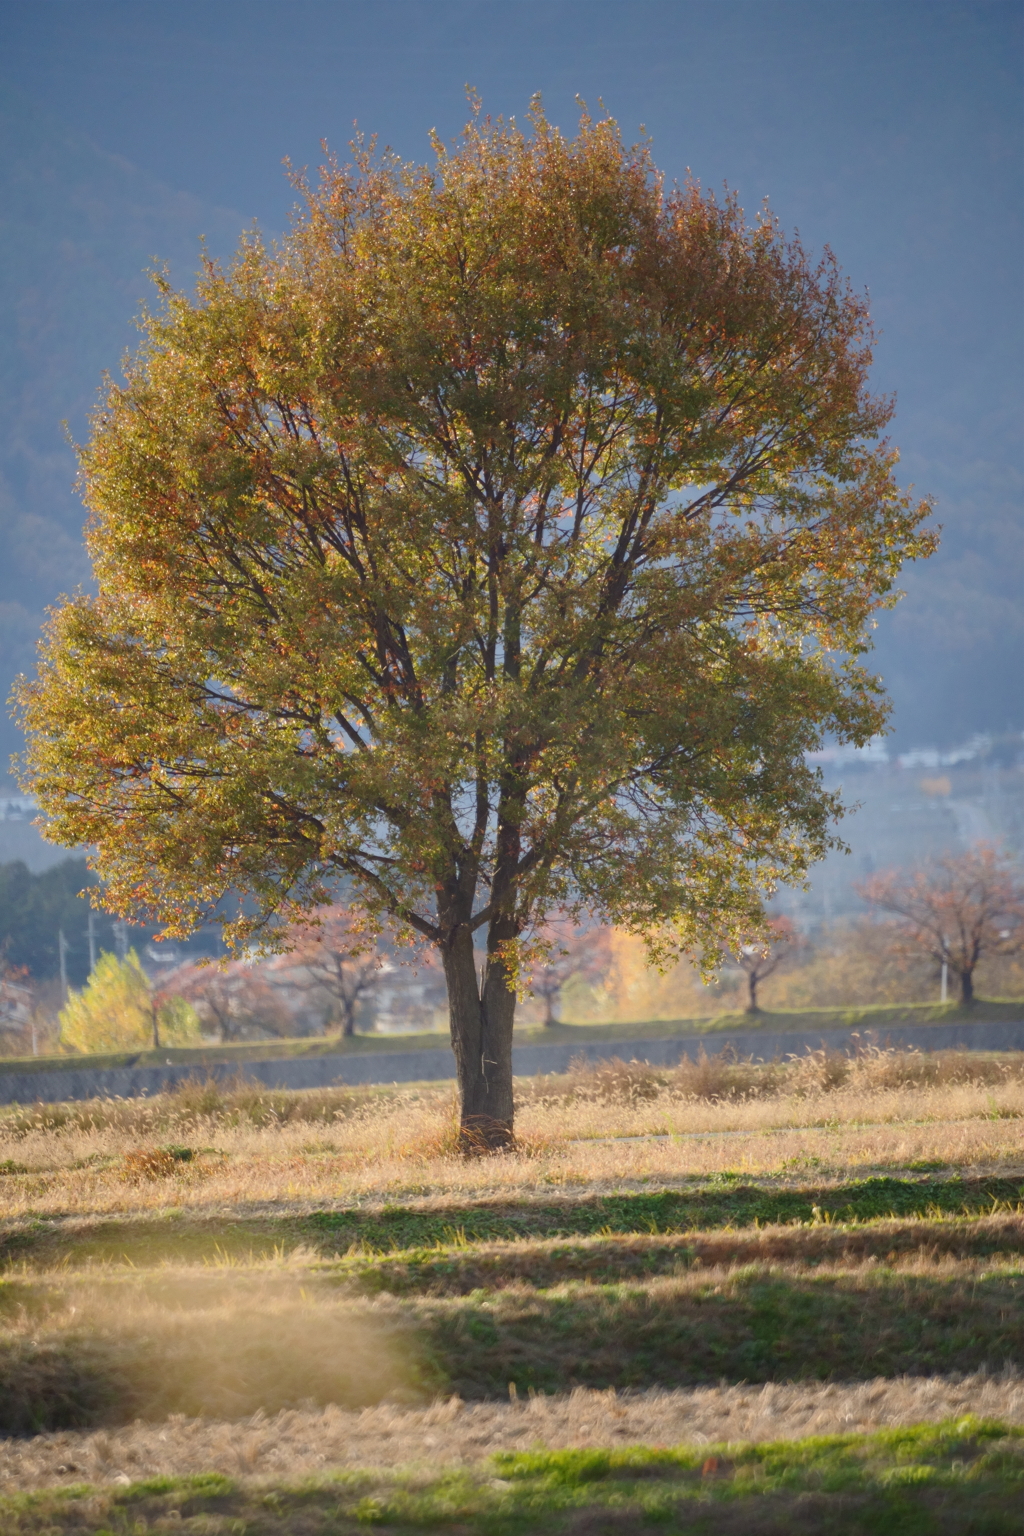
(0, 1074, 403, 1141)
(519, 1047, 1024, 1109)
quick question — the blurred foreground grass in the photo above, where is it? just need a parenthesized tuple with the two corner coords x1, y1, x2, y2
(2, 1420, 1023, 1534)
(1, 1192, 1023, 1431)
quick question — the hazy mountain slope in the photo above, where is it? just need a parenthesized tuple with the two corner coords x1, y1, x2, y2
(871, 353, 1022, 747)
(0, 87, 242, 770)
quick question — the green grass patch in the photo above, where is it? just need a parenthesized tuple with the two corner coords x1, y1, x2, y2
(308, 1175, 1024, 1252)
(0, 1030, 452, 1075)
(2, 1420, 1022, 1533)
(4, 1174, 1023, 1271)
(518, 997, 1024, 1044)
(332, 1212, 1024, 1296)
(413, 1264, 1024, 1398)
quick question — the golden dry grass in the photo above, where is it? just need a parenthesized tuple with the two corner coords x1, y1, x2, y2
(9, 1117, 1024, 1220)
(1, 1050, 1022, 1219)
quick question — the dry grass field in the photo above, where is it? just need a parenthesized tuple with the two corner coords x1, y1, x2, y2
(2, 1047, 1023, 1217)
(2, 1047, 1023, 1531)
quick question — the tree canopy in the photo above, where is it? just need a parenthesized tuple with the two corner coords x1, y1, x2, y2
(15, 103, 933, 1144)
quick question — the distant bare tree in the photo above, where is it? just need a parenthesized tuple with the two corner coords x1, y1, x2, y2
(282, 908, 383, 1037)
(170, 958, 291, 1042)
(530, 922, 612, 1027)
(734, 917, 803, 1013)
(0, 960, 34, 1053)
(858, 846, 1024, 1005)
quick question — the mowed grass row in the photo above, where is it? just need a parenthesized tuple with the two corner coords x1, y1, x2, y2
(4, 1172, 1024, 1270)
(3, 1421, 1024, 1535)
(3, 1171, 1024, 1436)
(0, 1255, 1023, 1430)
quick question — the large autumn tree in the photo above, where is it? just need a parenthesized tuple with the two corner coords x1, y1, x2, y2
(15, 105, 933, 1148)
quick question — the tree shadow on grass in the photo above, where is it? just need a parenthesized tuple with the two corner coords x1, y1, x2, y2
(1, 1263, 1021, 1431)
(424, 1265, 1024, 1398)
(4, 1174, 1023, 1271)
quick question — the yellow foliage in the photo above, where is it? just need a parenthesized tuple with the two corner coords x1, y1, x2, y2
(59, 950, 202, 1053)
(565, 929, 741, 1023)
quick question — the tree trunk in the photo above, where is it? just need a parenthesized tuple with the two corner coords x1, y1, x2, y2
(746, 970, 759, 1013)
(340, 1001, 356, 1037)
(439, 731, 523, 1152)
(442, 925, 515, 1153)
(151, 1004, 161, 1051)
(960, 968, 974, 1006)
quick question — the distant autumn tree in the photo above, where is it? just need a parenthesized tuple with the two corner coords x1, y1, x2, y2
(169, 957, 291, 1042)
(16, 103, 933, 1149)
(733, 916, 803, 1012)
(530, 921, 611, 1026)
(60, 951, 202, 1053)
(281, 907, 383, 1036)
(858, 847, 1024, 1006)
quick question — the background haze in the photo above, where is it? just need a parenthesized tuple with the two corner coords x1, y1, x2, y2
(1, 0, 1020, 777)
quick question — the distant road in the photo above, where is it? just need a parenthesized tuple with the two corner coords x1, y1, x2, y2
(1, 1017, 1022, 1106)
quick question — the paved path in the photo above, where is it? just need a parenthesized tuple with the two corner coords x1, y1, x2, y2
(1, 1018, 1022, 1107)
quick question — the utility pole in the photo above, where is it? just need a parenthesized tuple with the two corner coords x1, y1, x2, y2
(87, 908, 97, 974)
(58, 929, 69, 1005)
(112, 919, 129, 961)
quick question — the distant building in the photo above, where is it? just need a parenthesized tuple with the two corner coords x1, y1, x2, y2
(0, 974, 33, 1035)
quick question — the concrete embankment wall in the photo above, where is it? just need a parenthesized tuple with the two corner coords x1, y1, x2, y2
(2, 1018, 1023, 1107)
